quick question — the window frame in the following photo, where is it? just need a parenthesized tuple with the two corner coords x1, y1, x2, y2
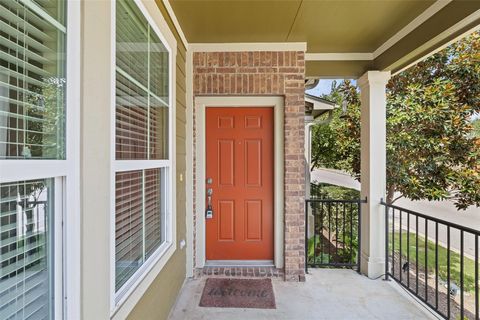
(110, 0, 177, 314)
(0, 0, 81, 319)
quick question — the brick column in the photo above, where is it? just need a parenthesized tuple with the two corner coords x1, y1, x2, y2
(283, 75, 306, 281)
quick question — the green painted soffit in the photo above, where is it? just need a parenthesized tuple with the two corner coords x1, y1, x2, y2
(170, 0, 302, 43)
(287, 0, 435, 53)
(169, 0, 434, 52)
(374, 0, 480, 73)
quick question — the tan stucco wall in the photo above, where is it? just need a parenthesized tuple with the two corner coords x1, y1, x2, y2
(126, 1, 187, 319)
(80, 1, 187, 319)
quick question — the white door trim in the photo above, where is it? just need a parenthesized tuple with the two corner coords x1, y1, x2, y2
(194, 96, 284, 269)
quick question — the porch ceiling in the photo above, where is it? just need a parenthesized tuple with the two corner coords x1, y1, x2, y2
(167, 0, 480, 77)
(170, 0, 433, 51)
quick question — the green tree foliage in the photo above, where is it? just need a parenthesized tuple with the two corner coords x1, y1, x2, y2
(26, 78, 66, 159)
(311, 32, 480, 209)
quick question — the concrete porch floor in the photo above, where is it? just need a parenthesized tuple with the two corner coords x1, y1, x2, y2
(168, 269, 438, 320)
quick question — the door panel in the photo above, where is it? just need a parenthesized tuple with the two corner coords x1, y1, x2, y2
(218, 140, 235, 186)
(206, 107, 274, 260)
(245, 200, 262, 240)
(245, 140, 262, 187)
(218, 200, 235, 241)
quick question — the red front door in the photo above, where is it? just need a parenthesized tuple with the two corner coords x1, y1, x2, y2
(206, 107, 274, 260)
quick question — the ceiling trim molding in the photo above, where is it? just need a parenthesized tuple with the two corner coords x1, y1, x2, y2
(373, 0, 453, 58)
(304, 0, 455, 63)
(163, 0, 189, 49)
(305, 53, 373, 61)
(189, 42, 308, 52)
(392, 10, 480, 75)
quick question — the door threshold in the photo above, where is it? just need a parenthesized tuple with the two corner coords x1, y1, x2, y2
(205, 260, 274, 267)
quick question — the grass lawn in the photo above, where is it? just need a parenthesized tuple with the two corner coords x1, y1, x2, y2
(390, 232, 478, 293)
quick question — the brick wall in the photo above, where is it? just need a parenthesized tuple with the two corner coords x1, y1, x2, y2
(193, 51, 306, 281)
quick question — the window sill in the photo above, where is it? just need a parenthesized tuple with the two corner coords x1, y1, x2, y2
(110, 241, 177, 319)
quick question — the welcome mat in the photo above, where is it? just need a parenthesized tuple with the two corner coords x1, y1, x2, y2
(199, 278, 276, 309)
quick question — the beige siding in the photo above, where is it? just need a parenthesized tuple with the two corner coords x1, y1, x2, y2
(80, 1, 113, 319)
(126, 1, 187, 319)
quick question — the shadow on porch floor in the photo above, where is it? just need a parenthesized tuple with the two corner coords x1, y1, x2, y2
(168, 269, 438, 320)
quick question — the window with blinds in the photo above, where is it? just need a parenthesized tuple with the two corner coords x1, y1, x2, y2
(0, 179, 55, 320)
(0, 0, 66, 159)
(115, 0, 169, 161)
(114, 0, 170, 295)
(0, 1, 65, 319)
(114, 169, 166, 291)
(115, 171, 143, 291)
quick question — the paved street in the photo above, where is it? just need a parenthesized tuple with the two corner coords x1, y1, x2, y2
(311, 168, 480, 257)
(311, 168, 361, 191)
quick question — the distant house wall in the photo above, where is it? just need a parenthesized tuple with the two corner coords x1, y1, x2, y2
(192, 51, 306, 281)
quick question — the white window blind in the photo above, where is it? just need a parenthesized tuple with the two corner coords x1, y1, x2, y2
(0, 179, 55, 320)
(114, 169, 166, 291)
(115, 0, 169, 161)
(0, 1, 66, 319)
(0, 0, 66, 160)
(115, 170, 143, 290)
(114, 0, 171, 297)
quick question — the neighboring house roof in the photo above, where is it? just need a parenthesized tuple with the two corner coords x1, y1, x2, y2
(305, 94, 337, 119)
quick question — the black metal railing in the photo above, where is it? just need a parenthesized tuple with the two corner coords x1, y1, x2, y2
(305, 198, 366, 273)
(382, 200, 480, 320)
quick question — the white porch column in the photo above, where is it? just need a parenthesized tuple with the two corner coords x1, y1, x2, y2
(358, 70, 391, 279)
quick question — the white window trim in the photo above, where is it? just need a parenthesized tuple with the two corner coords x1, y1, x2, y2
(64, 0, 81, 318)
(0, 1, 81, 319)
(1, 161, 68, 182)
(54, 176, 64, 318)
(109, 0, 177, 318)
(114, 160, 171, 172)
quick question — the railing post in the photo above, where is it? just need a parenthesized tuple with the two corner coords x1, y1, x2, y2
(475, 234, 478, 320)
(383, 199, 389, 281)
(305, 199, 309, 274)
(357, 199, 362, 274)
